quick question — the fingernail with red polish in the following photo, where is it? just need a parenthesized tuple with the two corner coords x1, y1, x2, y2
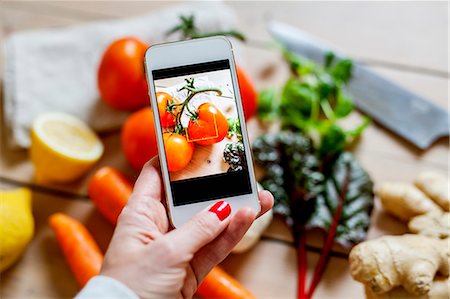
(209, 201, 231, 221)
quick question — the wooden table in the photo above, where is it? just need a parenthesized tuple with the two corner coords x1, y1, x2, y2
(1, 2, 448, 298)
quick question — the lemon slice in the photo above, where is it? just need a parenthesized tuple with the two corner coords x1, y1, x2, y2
(30, 112, 104, 183)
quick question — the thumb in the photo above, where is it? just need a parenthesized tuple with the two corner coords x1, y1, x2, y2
(164, 201, 232, 254)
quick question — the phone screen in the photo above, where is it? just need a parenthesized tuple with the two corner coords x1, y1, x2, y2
(153, 60, 252, 206)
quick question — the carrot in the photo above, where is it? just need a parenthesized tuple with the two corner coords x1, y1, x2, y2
(88, 167, 133, 225)
(49, 213, 103, 287)
(197, 266, 255, 299)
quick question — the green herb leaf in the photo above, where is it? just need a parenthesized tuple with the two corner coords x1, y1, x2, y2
(334, 93, 354, 118)
(167, 15, 246, 41)
(280, 79, 318, 121)
(257, 88, 279, 122)
(324, 52, 335, 69)
(227, 117, 242, 139)
(283, 49, 316, 75)
(330, 59, 353, 83)
(346, 117, 371, 141)
(318, 124, 347, 157)
(257, 49, 369, 154)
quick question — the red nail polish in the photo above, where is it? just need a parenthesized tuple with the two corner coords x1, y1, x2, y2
(209, 201, 231, 221)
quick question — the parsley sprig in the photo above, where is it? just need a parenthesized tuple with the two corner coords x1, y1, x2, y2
(258, 50, 370, 158)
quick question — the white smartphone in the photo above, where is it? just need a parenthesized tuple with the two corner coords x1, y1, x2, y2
(144, 37, 260, 227)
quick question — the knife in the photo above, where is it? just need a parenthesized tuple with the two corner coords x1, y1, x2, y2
(267, 20, 449, 149)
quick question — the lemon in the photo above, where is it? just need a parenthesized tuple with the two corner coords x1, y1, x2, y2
(30, 112, 104, 183)
(0, 188, 34, 272)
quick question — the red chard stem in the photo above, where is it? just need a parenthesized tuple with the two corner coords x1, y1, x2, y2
(297, 226, 309, 299)
(307, 168, 350, 298)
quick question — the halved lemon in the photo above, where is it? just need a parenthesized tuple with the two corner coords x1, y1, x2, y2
(30, 112, 104, 183)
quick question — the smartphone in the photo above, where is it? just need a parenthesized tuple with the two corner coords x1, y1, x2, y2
(144, 37, 260, 227)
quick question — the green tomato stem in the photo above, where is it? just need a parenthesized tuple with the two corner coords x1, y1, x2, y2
(174, 84, 222, 134)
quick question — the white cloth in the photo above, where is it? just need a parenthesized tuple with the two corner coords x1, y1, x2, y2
(75, 275, 139, 299)
(3, 3, 238, 148)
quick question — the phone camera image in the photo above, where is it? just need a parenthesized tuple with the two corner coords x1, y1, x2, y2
(153, 60, 252, 206)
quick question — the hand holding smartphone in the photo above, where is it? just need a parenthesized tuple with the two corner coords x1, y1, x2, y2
(144, 37, 260, 227)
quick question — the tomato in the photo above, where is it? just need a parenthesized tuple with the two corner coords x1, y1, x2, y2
(163, 133, 194, 172)
(121, 108, 158, 170)
(187, 103, 228, 145)
(157, 92, 180, 128)
(98, 38, 149, 111)
(236, 65, 257, 120)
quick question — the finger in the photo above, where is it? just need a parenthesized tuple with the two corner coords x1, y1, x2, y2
(181, 265, 198, 299)
(256, 190, 274, 218)
(130, 156, 162, 201)
(120, 156, 169, 234)
(190, 207, 255, 282)
(164, 201, 232, 255)
(191, 190, 273, 281)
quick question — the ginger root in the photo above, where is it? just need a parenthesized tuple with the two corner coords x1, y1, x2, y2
(408, 212, 450, 239)
(365, 277, 450, 299)
(378, 183, 441, 221)
(414, 171, 449, 212)
(349, 235, 449, 296)
(352, 172, 449, 298)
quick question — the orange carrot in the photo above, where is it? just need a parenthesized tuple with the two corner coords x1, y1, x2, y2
(49, 213, 103, 287)
(197, 266, 255, 299)
(88, 167, 133, 225)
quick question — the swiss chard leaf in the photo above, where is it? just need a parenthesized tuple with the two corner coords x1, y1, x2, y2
(305, 152, 374, 248)
(253, 131, 324, 220)
(254, 132, 374, 248)
(223, 141, 246, 172)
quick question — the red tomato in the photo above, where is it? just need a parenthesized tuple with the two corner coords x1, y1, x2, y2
(157, 92, 180, 128)
(187, 103, 229, 146)
(121, 108, 158, 170)
(98, 37, 149, 111)
(163, 133, 194, 172)
(236, 65, 257, 120)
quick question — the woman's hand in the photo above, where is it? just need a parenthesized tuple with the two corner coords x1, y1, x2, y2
(100, 158, 274, 299)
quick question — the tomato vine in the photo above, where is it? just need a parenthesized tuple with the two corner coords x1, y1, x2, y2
(169, 78, 222, 134)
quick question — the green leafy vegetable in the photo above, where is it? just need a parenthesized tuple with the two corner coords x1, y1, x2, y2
(167, 15, 246, 41)
(305, 152, 373, 297)
(253, 132, 373, 247)
(223, 141, 246, 172)
(227, 117, 242, 139)
(254, 49, 374, 299)
(257, 49, 370, 158)
(253, 132, 374, 299)
(257, 88, 279, 122)
(305, 152, 374, 247)
(253, 131, 323, 218)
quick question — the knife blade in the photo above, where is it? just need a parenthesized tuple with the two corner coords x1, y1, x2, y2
(267, 20, 449, 149)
